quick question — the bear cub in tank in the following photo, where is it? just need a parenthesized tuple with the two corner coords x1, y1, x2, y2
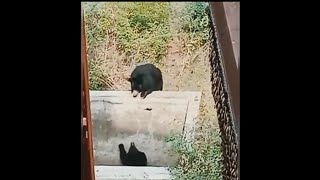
(118, 142, 147, 166)
(126, 63, 163, 99)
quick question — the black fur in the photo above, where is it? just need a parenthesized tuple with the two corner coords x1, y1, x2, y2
(118, 144, 128, 166)
(127, 63, 163, 99)
(118, 142, 147, 166)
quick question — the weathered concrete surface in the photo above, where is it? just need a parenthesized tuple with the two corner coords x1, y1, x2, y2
(90, 91, 201, 167)
(95, 166, 171, 180)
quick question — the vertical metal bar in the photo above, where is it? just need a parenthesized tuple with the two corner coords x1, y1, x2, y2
(81, 8, 86, 180)
(208, 2, 240, 180)
(81, 7, 84, 147)
(210, 2, 240, 141)
(82, 8, 96, 180)
(81, 8, 88, 180)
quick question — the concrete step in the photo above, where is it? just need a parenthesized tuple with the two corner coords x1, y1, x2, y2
(95, 166, 171, 180)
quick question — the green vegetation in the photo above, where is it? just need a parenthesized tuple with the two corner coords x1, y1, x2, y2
(166, 126, 223, 180)
(83, 2, 171, 90)
(181, 2, 210, 48)
(116, 2, 171, 64)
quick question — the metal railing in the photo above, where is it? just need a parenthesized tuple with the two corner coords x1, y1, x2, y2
(208, 2, 240, 180)
(81, 8, 95, 180)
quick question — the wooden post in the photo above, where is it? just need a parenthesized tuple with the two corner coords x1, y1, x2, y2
(81, 7, 95, 180)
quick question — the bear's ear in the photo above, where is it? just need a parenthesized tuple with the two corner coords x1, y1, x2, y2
(126, 77, 135, 82)
(122, 73, 131, 82)
(126, 76, 136, 82)
(125, 77, 131, 82)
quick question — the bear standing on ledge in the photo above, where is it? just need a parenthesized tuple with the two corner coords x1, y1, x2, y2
(126, 63, 163, 99)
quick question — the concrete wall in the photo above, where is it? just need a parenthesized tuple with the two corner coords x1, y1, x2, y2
(90, 91, 201, 167)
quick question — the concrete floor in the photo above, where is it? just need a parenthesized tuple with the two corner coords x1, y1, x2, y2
(90, 91, 201, 167)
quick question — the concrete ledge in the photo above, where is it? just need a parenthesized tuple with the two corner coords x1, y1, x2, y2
(90, 90, 201, 99)
(90, 91, 201, 139)
(95, 166, 171, 180)
(90, 91, 201, 140)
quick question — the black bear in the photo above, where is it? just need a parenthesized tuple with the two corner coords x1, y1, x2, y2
(118, 142, 147, 166)
(126, 63, 163, 99)
(118, 144, 128, 166)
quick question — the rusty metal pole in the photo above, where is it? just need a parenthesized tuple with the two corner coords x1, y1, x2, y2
(208, 2, 240, 180)
(81, 7, 95, 180)
(209, 2, 240, 140)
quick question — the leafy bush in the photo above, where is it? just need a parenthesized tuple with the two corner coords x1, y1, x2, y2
(87, 57, 109, 91)
(181, 2, 210, 47)
(166, 127, 223, 180)
(83, 3, 114, 48)
(83, 2, 115, 90)
(116, 2, 171, 64)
